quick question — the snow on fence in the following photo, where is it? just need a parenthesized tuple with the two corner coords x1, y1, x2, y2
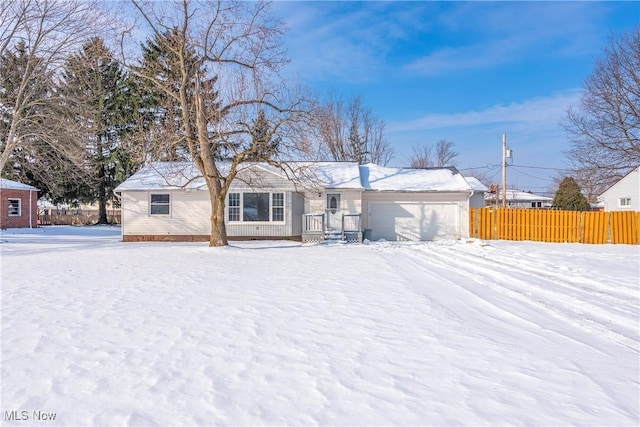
(469, 208, 640, 244)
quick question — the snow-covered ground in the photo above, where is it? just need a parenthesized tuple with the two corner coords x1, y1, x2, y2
(1, 226, 638, 426)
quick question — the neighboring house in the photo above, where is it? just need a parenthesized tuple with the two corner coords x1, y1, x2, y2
(464, 177, 489, 208)
(0, 178, 39, 229)
(598, 166, 639, 211)
(485, 189, 553, 209)
(115, 162, 486, 242)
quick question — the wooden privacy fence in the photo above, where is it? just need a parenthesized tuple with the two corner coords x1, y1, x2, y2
(469, 208, 640, 244)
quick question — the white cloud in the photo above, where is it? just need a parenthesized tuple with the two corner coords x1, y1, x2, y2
(388, 91, 582, 134)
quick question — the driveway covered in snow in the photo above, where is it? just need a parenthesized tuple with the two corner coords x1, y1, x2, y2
(1, 227, 638, 426)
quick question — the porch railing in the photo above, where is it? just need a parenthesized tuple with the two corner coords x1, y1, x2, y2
(303, 213, 325, 233)
(302, 212, 362, 243)
(341, 213, 361, 242)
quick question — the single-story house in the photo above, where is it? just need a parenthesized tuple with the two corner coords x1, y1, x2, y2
(114, 162, 487, 242)
(598, 166, 639, 211)
(0, 178, 39, 229)
(485, 189, 553, 209)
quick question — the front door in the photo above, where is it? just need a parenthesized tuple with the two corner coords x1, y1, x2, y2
(326, 193, 341, 230)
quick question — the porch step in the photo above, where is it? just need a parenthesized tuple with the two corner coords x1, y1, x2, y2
(324, 230, 342, 241)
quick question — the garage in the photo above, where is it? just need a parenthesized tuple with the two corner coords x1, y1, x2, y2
(368, 201, 460, 241)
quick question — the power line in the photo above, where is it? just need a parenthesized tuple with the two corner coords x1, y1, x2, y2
(461, 164, 569, 172)
(509, 167, 556, 182)
(510, 164, 568, 171)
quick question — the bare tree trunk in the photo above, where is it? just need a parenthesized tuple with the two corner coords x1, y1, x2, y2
(130, 0, 312, 246)
(210, 187, 229, 247)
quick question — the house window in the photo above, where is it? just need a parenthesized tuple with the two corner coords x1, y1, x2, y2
(272, 193, 284, 221)
(531, 201, 542, 208)
(150, 194, 170, 215)
(227, 192, 285, 222)
(8, 199, 21, 216)
(228, 193, 240, 221)
(619, 197, 631, 207)
(243, 193, 270, 221)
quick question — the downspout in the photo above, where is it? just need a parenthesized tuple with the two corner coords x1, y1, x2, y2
(467, 189, 475, 240)
(29, 189, 33, 228)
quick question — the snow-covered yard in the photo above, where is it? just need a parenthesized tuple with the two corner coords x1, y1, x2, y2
(1, 226, 638, 426)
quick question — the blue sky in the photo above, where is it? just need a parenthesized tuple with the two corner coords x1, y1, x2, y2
(274, 1, 639, 194)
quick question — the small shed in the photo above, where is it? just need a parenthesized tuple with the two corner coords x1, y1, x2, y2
(0, 178, 39, 229)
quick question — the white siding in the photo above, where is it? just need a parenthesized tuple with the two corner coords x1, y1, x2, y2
(122, 189, 302, 238)
(303, 190, 362, 214)
(230, 166, 297, 192)
(601, 167, 640, 211)
(121, 190, 211, 236)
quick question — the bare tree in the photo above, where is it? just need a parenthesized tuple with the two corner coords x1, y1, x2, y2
(0, 0, 105, 174)
(315, 94, 393, 165)
(409, 144, 433, 168)
(565, 28, 640, 192)
(435, 139, 458, 167)
(130, 0, 312, 246)
(409, 139, 458, 168)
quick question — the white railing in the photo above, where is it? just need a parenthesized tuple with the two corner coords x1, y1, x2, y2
(341, 213, 361, 232)
(303, 212, 362, 243)
(303, 213, 325, 234)
(341, 213, 362, 242)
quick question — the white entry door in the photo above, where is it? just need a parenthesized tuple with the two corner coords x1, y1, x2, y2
(326, 193, 341, 230)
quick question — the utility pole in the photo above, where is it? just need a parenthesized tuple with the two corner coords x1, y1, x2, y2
(501, 134, 509, 209)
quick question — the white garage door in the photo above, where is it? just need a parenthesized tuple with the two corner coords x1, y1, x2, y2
(368, 202, 459, 241)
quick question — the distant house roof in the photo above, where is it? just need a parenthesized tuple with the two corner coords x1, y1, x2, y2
(115, 162, 477, 193)
(0, 178, 39, 191)
(485, 189, 552, 202)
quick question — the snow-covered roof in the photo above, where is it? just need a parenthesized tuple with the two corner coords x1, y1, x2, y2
(485, 189, 552, 202)
(116, 162, 475, 193)
(0, 178, 39, 191)
(115, 163, 206, 191)
(464, 176, 489, 192)
(361, 164, 472, 192)
(298, 162, 363, 189)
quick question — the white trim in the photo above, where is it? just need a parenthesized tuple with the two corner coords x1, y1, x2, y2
(618, 197, 632, 208)
(7, 198, 21, 216)
(149, 193, 171, 216)
(29, 190, 33, 228)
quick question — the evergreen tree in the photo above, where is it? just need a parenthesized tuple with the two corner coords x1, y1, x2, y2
(553, 177, 591, 211)
(247, 110, 281, 160)
(58, 37, 138, 223)
(136, 28, 220, 162)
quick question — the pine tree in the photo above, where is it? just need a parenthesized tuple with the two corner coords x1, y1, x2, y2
(136, 28, 221, 162)
(247, 110, 281, 160)
(553, 177, 591, 211)
(58, 38, 138, 223)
